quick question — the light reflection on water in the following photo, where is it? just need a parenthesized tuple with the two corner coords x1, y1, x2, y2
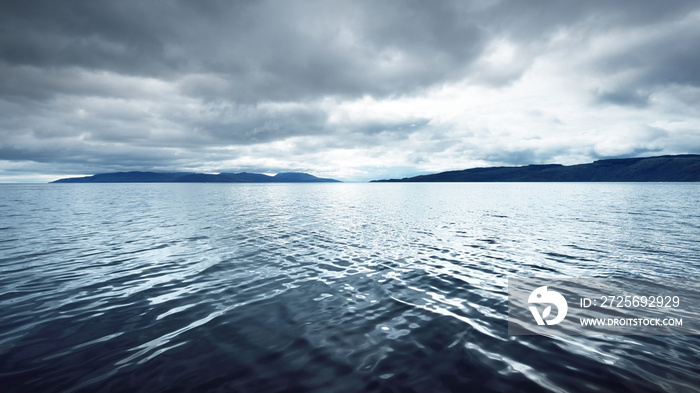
(0, 183, 699, 392)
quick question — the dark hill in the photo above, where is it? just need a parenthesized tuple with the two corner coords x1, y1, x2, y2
(52, 171, 340, 183)
(372, 155, 700, 182)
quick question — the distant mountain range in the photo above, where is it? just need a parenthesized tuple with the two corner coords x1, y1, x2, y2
(372, 154, 700, 182)
(52, 172, 341, 183)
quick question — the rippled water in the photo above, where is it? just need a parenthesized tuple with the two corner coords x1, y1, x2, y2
(1, 183, 699, 392)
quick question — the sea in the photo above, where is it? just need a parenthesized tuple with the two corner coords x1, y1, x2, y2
(0, 182, 699, 392)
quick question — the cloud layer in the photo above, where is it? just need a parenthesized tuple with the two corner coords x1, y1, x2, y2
(2, 0, 699, 181)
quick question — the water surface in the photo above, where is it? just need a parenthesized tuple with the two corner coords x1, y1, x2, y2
(1, 183, 699, 392)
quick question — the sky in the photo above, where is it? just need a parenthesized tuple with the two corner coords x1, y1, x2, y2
(1, 0, 700, 182)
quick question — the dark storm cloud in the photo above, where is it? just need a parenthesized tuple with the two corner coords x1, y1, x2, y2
(589, 12, 700, 107)
(0, 1, 175, 75)
(3, 0, 698, 104)
(0, 0, 485, 103)
(0, 142, 187, 171)
(596, 89, 650, 108)
(1, 0, 700, 180)
(189, 103, 330, 145)
(3, 0, 698, 102)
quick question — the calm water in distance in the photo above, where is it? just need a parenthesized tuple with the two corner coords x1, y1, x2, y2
(1, 183, 699, 392)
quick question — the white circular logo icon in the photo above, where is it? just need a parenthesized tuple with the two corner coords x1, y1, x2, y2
(528, 286, 568, 326)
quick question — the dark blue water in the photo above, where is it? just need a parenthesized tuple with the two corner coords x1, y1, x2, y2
(1, 183, 699, 392)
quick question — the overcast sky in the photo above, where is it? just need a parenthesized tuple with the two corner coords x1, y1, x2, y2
(1, 0, 699, 182)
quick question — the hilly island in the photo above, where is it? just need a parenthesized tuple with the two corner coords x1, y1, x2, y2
(372, 154, 700, 182)
(52, 172, 340, 183)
